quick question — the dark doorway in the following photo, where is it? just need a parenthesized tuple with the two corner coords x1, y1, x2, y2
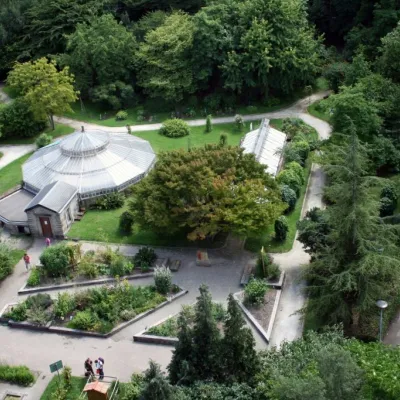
(39, 217, 53, 237)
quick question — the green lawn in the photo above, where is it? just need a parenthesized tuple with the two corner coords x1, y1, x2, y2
(245, 158, 312, 253)
(40, 376, 87, 400)
(308, 100, 331, 123)
(10, 249, 25, 265)
(67, 205, 226, 248)
(132, 121, 262, 153)
(0, 152, 32, 194)
(0, 123, 74, 145)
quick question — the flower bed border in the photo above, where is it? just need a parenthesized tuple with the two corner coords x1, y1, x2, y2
(0, 288, 188, 338)
(18, 271, 155, 295)
(133, 313, 181, 346)
(233, 289, 282, 344)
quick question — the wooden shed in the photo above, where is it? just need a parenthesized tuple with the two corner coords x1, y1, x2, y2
(83, 381, 109, 400)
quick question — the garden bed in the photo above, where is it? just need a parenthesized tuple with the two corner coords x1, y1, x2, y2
(240, 262, 285, 289)
(134, 302, 226, 346)
(2, 284, 188, 338)
(234, 289, 281, 343)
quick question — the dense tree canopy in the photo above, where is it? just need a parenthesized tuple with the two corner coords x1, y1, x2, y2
(129, 145, 285, 240)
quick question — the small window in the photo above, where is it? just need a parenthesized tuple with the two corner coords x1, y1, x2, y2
(17, 226, 25, 233)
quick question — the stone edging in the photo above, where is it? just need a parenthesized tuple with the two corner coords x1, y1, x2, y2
(133, 312, 181, 346)
(18, 272, 155, 295)
(1, 289, 188, 338)
(233, 289, 282, 344)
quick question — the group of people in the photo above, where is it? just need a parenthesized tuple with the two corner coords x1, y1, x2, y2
(84, 357, 105, 380)
(22, 237, 51, 271)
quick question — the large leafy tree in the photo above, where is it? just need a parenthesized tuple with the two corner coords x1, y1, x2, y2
(136, 11, 195, 103)
(193, 0, 321, 97)
(129, 145, 285, 240)
(63, 14, 137, 108)
(379, 22, 400, 84)
(7, 58, 78, 130)
(304, 124, 400, 335)
(22, 0, 106, 57)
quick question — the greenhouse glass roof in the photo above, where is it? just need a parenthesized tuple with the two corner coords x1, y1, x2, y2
(23, 129, 156, 199)
(241, 119, 286, 177)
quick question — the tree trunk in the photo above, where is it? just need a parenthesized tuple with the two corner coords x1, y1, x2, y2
(48, 114, 55, 130)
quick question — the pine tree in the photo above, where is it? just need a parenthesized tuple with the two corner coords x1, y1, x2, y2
(191, 285, 221, 381)
(206, 114, 212, 133)
(222, 294, 259, 383)
(142, 360, 172, 400)
(168, 311, 194, 385)
(304, 121, 400, 334)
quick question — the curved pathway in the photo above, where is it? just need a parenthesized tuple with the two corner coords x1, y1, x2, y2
(0, 90, 331, 399)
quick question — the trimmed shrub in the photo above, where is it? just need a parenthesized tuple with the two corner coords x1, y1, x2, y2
(116, 110, 128, 121)
(0, 243, 14, 280)
(26, 267, 41, 287)
(277, 169, 302, 196)
(68, 310, 96, 330)
(119, 210, 135, 234)
(235, 114, 244, 131)
(281, 185, 297, 213)
(285, 161, 305, 184)
(244, 278, 268, 305)
(93, 192, 125, 210)
(206, 114, 212, 133)
(35, 133, 52, 148)
(159, 119, 190, 138)
(380, 184, 398, 217)
(219, 134, 227, 147)
(25, 293, 53, 310)
(0, 364, 35, 386)
(39, 244, 70, 277)
(134, 247, 157, 271)
(0, 98, 46, 138)
(154, 266, 172, 294)
(275, 216, 289, 242)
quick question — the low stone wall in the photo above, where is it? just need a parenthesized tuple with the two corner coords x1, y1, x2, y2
(18, 271, 155, 295)
(1, 289, 188, 338)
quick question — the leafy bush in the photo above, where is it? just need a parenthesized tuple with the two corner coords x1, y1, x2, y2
(0, 364, 35, 386)
(323, 62, 349, 92)
(290, 140, 310, 165)
(281, 185, 297, 213)
(244, 278, 268, 305)
(116, 110, 128, 120)
(109, 253, 131, 277)
(26, 306, 49, 326)
(35, 133, 52, 148)
(4, 302, 27, 321)
(26, 267, 41, 287)
(134, 247, 157, 271)
(25, 293, 53, 310)
(120, 309, 137, 321)
(40, 244, 70, 277)
(275, 216, 289, 242)
(78, 255, 99, 278)
(246, 105, 258, 113)
(119, 210, 135, 234)
(147, 317, 178, 337)
(285, 161, 305, 184)
(212, 303, 226, 322)
(0, 243, 14, 280)
(93, 192, 125, 210)
(0, 98, 46, 138)
(380, 184, 398, 217)
(219, 133, 227, 147)
(154, 266, 172, 294)
(255, 251, 280, 280)
(54, 292, 76, 319)
(68, 310, 96, 331)
(159, 119, 190, 138)
(277, 169, 302, 196)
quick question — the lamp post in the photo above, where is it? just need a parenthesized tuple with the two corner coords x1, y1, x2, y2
(376, 300, 388, 342)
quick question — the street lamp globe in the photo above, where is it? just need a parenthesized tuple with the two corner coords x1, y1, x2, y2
(376, 300, 388, 310)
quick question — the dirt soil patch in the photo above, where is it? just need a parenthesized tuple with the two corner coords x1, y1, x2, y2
(242, 289, 278, 331)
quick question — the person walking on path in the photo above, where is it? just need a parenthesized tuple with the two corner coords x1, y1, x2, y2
(23, 253, 30, 270)
(98, 357, 104, 380)
(45, 237, 51, 247)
